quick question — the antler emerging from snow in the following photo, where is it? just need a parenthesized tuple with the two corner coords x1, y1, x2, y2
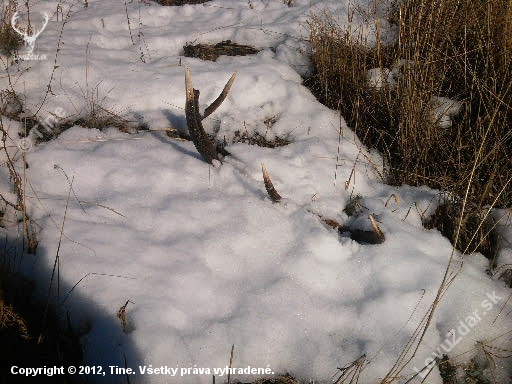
(184, 67, 218, 164)
(260, 164, 385, 243)
(261, 163, 282, 202)
(368, 214, 385, 243)
(11, 12, 49, 54)
(184, 66, 237, 164)
(320, 214, 385, 244)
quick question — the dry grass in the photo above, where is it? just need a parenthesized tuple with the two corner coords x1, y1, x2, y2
(307, 0, 512, 260)
(0, 282, 30, 341)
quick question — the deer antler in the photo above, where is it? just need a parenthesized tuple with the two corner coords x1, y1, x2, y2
(184, 67, 221, 164)
(261, 163, 282, 202)
(368, 214, 385, 243)
(203, 72, 237, 119)
(260, 165, 386, 243)
(184, 67, 237, 164)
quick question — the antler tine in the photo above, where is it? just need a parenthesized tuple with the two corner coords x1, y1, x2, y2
(185, 66, 194, 103)
(261, 163, 282, 202)
(203, 72, 238, 120)
(368, 214, 385, 243)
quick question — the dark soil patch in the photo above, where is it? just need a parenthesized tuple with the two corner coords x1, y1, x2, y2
(184, 40, 260, 62)
(155, 0, 210, 5)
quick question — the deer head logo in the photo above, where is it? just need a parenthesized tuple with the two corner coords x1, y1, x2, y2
(11, 12, 49, 54)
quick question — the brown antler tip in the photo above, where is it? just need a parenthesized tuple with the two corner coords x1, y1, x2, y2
(261, 163, 282, 202)
(368, 214, 385, 243)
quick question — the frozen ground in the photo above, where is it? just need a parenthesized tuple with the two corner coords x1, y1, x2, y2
(0, 1, 511, 383)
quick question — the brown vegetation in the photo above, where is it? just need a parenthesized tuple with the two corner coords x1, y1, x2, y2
(184, 40, 260, 62)
(307, 0, 512, 259)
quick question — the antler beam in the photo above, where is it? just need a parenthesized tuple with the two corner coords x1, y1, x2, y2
(184, 67, 220, 164)
(184, 67, 237, 164)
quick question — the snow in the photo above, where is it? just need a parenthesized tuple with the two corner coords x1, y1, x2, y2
(1, 1, 511, 383)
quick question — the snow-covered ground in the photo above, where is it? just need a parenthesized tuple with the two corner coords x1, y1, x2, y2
(1, 1, 511, 383)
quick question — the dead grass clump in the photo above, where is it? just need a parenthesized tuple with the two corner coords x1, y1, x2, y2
(424, 199, 498, 261)
(72, 107, 145, 134)
(0, 22, 22, 53)
(232, 130, 290, 148)
(184, 40, 260, 62)
(231, 116, 291, 148)
(155, 0, 210, 5)
(30, 109, 147, 144)
(307, 0, 512, 260)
